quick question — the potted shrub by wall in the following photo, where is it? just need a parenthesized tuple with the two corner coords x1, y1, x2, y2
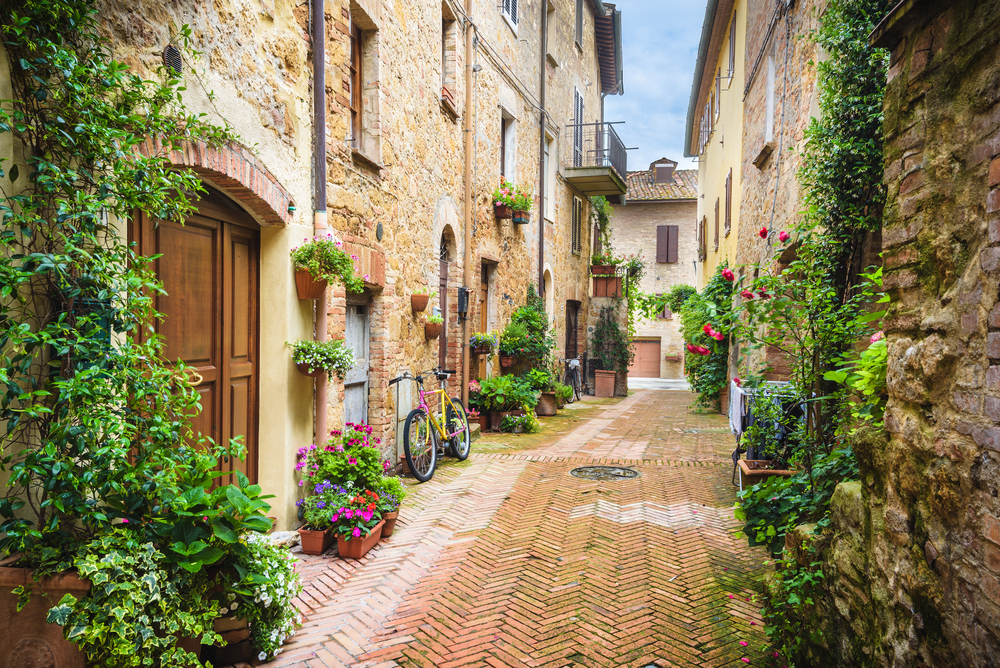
(498, 321, 528, 367)
(512, 185, 533, 225)
(493, 178, 517, 220)
(291, 234, 365, 300)
(425, 314, 444, 340)
(554, 381, 573, 408)
(411, 287, 435, 312)
(590, 304, 632, 397)
(288, 339, 356, 380)
(590, 251, 619, 276)
(470, 331, 497, 356)
(480, 376, 537, 430)
(526, 368, 558, 417)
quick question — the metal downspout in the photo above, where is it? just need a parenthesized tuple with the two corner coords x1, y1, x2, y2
(538, 0, 547, 302)
(313, 0, 329, 443)
(461, 0, 475, 409)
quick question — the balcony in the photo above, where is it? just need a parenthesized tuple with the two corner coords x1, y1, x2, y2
(560, 122, 628, 197)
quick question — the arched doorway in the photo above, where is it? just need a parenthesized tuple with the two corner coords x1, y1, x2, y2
(133, 189, 260, 485)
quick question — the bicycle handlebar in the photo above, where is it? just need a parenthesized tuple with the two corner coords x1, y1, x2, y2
(389, 368, 456, 385)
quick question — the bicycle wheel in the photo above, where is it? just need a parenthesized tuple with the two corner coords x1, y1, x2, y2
(403, 408, 437, 482)
(447, 398, 471, 461)
(562, 369, 576, 403)
(572, 369, 583, 400)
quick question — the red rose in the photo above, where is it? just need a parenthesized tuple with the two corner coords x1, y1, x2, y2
(733, 376, 742, 387)
(703, 324, 713, 335)
(740, 290, 755, 300)
(721, 268, 735, 281)
(758, 227, 768, 239)
(778, 231, 790, 243)
(712, 331, 724, 341)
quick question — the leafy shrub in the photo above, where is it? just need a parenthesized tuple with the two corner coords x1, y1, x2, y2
(554, 382, 574, 404)
(427, 314, 444, 324)
(525, 368, 555, 391)
(500, 413, 539, 433)
(677, 263, 734, 406)
(478, 375, 537, 412)
(590, 304, 632, 373)
(665, 284, 697, 312)
(290, 234, 363, 292)
(501, 285, 555, 362)
(297, 423, 390, 490)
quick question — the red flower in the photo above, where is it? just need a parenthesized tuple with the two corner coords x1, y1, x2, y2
(733, 377, 742, 387)
(779, 230, 790, 243)
(721, 268, 735, 281)
(711, 331, 724, 341)
(758, 227, 768, 239)
(687, 343, 711, 356)
(758, 289, 770, 300)
(703, 324, 713, 335)
(740, 290, 755, 300)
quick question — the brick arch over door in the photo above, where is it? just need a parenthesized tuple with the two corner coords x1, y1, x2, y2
(140, 138, 295, 226)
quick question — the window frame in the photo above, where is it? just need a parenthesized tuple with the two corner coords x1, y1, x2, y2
(575, 0, 583, 48)
(572, 196, 583, 256)
(349, 20, 363, 148)
(502, 0, 519, 31)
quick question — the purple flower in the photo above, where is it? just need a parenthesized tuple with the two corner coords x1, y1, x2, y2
(316, 501, 326, 509)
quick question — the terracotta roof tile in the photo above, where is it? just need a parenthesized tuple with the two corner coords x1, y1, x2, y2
(626, 169, 698, 201)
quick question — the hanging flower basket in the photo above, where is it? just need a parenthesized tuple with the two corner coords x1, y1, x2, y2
(296, 362, 327, 378)
(494, 204, 513, 220)
(425, 322, 443, 339)
(295, 269, 328, 300)
(471, 346, 490, 356)
(337, 520, 384, 559)
(512, 210, 530, 225)
(411, 293, 430, 312)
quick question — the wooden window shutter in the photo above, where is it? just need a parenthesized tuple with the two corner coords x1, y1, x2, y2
(728, 18, 736, 77)
(714, 198, 720, 251)
(664, 307, 673, 320)
(572, 197, 582, 254)
(724, 169, 732, 235)
(667, 225, 679, 263)
(655, 293, 664, 319)
(699, 216, 707, 261)
(656, 225, 667, 263)
(593, 223, 602, 256)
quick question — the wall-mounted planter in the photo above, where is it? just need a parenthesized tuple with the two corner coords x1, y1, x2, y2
(494, 204, 513, 220)
(736, 459, 796, 492)
(425, 322, 442, 340)
(590, 264, 617, 276)
(593, 276, 623, 298)
(471, 346, 492, 356)
(663, 354, 682, 362)
(512, 210, 530, 225)
(296, 362, 327, 378)
(295, 269, 328, 300)
(411, 294, 430, 312)
(499, 355, 516, 367)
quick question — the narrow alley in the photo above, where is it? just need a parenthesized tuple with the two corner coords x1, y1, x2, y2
(270, 391, 765, 668)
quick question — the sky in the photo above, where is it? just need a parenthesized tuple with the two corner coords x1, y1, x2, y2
(604, 0, 707, 173)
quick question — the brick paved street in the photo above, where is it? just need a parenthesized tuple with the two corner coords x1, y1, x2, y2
(269, 390, 767, 668)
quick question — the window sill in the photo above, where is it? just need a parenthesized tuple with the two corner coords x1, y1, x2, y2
(503, 12, 518, 36)
(440, 87, 460, 120)
(546, 52, 559, 68)
(351, 148, 383, 173)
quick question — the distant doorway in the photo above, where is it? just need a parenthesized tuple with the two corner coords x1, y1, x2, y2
(565, 301, 580, 359)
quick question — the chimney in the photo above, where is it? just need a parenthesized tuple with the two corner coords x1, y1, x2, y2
(652, 158, 676, 184)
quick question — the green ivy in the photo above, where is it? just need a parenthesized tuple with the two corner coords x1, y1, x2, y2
(678, 264, 734, 406)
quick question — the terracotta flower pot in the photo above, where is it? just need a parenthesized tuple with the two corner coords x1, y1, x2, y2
(425, 322, 442, 339)
(489, 409, 524, 431)
(298, 527, 334, 555)
(411, 293, 430, 312)
(594, 369, 616, 398)
(477, 414, 490, 432)
(512, 210, 530, 225)
(0, 566, 91, 668)
(296, 362, 327, 378)
(337, 520, 384, 559)
(736, 460, 796, 492)
(535, 391, 557, 416)
(381, 511, 399, 538)
(295, 268, 328, 300)
(499, 355, 515, 367)
(590, 264, 617, 275)
(494, 204, 513, 219)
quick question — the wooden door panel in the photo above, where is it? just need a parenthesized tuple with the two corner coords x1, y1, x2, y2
(158, 221, 218, 367)
(628, 341, 661, 378)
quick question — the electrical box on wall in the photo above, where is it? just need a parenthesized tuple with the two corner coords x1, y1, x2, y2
(457, 287, 471, 315)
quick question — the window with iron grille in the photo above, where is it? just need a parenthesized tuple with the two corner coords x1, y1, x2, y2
(724, 169, 732, 236)
(572, 197, 583, 255)
(502, 0, 518, 27)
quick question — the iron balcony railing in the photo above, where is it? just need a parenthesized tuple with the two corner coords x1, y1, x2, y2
(563, 122, 627, 179)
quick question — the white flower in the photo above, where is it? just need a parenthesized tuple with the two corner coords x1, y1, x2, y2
(220, 607, 229, 615)
(258, 652, 268, 661)
(276, 649, 283, 656)
(231, 602, 238, 610)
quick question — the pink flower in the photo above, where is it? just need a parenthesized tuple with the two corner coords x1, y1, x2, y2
(203, 516, 209, 521)
(758, 227, 768, 239)
(348, 456, 357, 465)
(711, 331, 724, 341)
(741, 659, 750, 664)
(122, 519, 129, 524)
(331, 513, 339, 521)
(739, 641, 748, 647)
(345, 509, 354, 519)
(733, 377, 742, 387)
(728, 594, 734, 599)
(686, 343, 711, 356)
(871, 330, 884, 343)
(703, 324, 714, 335)
(740, 290, 755, 301)
(721, 268, 735, 281)
(352, 527, 361, 538)
(364, 274, 370, 281)
(779, 230, 790, 243)
(362, 510, 373, 522)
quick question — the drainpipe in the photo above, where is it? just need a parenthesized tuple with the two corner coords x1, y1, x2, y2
(461, 0, 475, 409)
(313, 0, 329, 443)
(537, 0, 547, 301)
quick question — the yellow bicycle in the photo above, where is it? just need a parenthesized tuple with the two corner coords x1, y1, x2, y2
(388, 368, 471, 482)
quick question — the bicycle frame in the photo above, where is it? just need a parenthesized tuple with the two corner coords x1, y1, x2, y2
(417, 384, 464, 441)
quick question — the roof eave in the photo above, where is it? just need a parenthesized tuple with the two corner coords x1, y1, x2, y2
(590, 0, 607, 18)
(684, 0, 721, 158)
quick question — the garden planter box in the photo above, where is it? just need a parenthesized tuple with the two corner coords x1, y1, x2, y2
(512, 210, 530, 225)
(337, 520, 384, 559)
(411, 294, 430, 312)
(590, 264, 617, 276)
(489, 409, 524, 431)
(298, 527, 334, 555)
(736, 459, 797, 492)
(593, 276, 623, 298)
(594, 370, 616, 398)
(535, 391, 557, 416)
(294, 269, 328, 300)
(494, 204, 513, 220)
(381, 511, 399, 538)
(425, 322, 442, 340)
(471, 346, 491, 356)
(0, 565, 91, 668)
(499, 355, 516, 367)
(296, 362, 327, 378)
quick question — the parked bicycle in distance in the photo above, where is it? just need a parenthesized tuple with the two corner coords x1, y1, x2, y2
(561, 356, 585, 403)
(388, 368, 471, 482)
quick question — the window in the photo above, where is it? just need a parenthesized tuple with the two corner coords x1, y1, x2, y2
(575, 0, 583, 47)
(656, 225, 679, 263)
(724, 169, 732, 236)
(766, 55, 775, 142)
(546, 0, 557, 62)
(573, 88, 584, 166)
(441, 4, 457, 103)
(544, 134, 556, 220)
(655, 295, 672, 320)
(500, 111, 516, 180)
(714, 197, 720, 252)
(572, 197, 583, 255)
(715, 68, 721, 123)
(698, 216, 707, 262)
(502, 0, 518, 28)
(728, 16, 736, 78)
(347, 3, 380, 163)
(349, 20, 362, 148)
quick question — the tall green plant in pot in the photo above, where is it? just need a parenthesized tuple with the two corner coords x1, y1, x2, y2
(0, 3, 297, 664)
(590, 304, 632, 397)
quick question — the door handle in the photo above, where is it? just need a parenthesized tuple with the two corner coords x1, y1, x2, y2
(174, 368, 204, 387)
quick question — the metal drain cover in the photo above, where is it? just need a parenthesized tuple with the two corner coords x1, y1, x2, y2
(569, 466, 639, 480)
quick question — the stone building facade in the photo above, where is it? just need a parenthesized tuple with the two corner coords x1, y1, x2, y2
(611, 160, 698, 379)
(799, 3, 1000, 666)
(49, 0, 626, 529)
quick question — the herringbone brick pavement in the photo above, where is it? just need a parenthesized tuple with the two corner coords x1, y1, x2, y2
(265, 391, 767, 668)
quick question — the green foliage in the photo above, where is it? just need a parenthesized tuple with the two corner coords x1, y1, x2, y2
(500, 413, 539, 433)
(478, 375, 537, 412)
(525, 368, 555, 391)
(823, 334, 888, 430)
(589, 195, 614, 254)
(678, 264, 735, 405)
(413, 287, 437, 297)
(665, 284, 698, 312)
(371, 476, 406, 506)
(46, 529, 221, 668)
(426, 314, 444, 324)
(590, 304, 632, 373)
(499, 285, 555, 362)
(287, 339, 356, 380)
(763, 555, 827, 665)
(554, 382, 574, 404)
(639, 283, 697, 319)
(290, 234, 364, 293)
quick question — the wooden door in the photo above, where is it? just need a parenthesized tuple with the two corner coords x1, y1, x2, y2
(628, 339, 661, 378)
(344, 299, 370, 425)
(134, 196, 260, 484)
(479, 263, 490, 379)
(565, 301, 580, 358)
(439, 259, 449, 371)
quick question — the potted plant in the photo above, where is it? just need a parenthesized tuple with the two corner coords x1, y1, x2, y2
(512, 185, 533, 225)
(500, 286, 556, 368)
(425, 314, 444, 340)
(554, 381, 574, 408)
(480, 375, 538, 430)
(590, 305, 632, 397)
(590, 251, 619, 276)
(330, 490, 384, 559)
(470, 332, 498, 356)
(492, 178, 517, 219)
(500, 413, 539, 433)
(411, 287, 436, 312)
(291, 234, 365, 300)
(526, 368, 558, 416)
(288, 339, 356, 380)
(468, 380, 491, 431)
(498, 321, 528, 367)
(371, 475, 406, 538)
(297, 479, 350, 554)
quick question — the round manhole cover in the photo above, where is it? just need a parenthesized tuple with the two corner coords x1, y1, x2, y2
(569, 466, 639, 481)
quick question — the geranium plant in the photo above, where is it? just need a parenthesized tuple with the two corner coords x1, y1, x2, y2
(512, 184, 533, 211)
(492, 178, 518, 208)
(290, 234, 364, 293)
(330, 490, 383, 540)
(288, 339, 355, 380)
